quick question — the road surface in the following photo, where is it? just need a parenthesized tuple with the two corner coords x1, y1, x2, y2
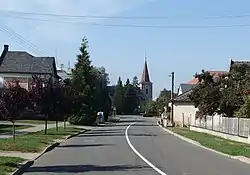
(22, 115, 250, 175)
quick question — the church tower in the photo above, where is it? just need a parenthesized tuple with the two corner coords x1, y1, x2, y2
(140, 58, 153, 101)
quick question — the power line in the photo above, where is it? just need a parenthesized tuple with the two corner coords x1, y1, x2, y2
(2, 14, 250, 29)
(0, 23, 47, 55)
(1, 10, 250, 20)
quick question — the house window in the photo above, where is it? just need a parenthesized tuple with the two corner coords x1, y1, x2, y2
(146, 89, 148, 94)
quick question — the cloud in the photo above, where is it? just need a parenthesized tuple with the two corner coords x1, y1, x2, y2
(0, 0, 152, 42)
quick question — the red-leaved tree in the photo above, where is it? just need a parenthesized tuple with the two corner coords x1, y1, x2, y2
(0, 81, 29, 141)
(29, 75, 56, 134)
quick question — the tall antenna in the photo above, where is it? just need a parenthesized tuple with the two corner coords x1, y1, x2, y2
(55, 47, 58, 66)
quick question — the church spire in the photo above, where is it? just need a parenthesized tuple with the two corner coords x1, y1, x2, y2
(140, 57, 150, 83)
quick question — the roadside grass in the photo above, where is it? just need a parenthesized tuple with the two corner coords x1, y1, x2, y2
(0, 124, 33, 134)
(16, 120, 55, 124)
(0, 127, 85, 153)
(0, 156, 25, 175)
(169, 127, 250, 158)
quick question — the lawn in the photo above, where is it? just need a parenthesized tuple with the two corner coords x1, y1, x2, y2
(0, 156, 25, 175)
(169, 127, 250, 158)
(0, 124, 33, 134)
(16, 120, 56, 124)
(0, 127, 85, 153)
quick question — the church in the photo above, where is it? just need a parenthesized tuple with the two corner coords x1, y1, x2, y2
(139, 59, 153, 112)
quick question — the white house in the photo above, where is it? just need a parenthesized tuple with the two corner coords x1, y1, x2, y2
(0, 45, 60, 90)
(171, 89, 198, 126)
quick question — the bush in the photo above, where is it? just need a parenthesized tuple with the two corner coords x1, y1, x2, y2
(68, 113, 96, 126)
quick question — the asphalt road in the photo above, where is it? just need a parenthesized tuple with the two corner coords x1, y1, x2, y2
(22, 115, 250, 175)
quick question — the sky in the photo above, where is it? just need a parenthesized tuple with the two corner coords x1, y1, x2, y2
(0, 0, 250, 98)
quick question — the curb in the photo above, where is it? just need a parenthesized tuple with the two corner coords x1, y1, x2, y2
(11, 129, 90, 175)
(157, 123, 250, 165)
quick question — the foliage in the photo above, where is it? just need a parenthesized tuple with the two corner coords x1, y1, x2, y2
(0, 81, 29, 140)
(113, 77, 124, 114)
(69, 37, 112, 125)
(189, 70, 221, 118)
(132, 76, 139, 87)
(123, 80, 139, 114)
(155, 88, 171, 112)
(30, 75, 58, 134)
(235, 96, 250, 118)
(145, 100, 158, 115)
(189, 64, 250, 118)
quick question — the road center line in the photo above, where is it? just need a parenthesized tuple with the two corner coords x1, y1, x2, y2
(125, 122, 168, 175)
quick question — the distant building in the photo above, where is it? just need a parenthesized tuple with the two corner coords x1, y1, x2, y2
(0, 45, 60, 90)
(139, 58, 153, 112)
(139, 59, 153, 101)
(57, 69, 72, 80)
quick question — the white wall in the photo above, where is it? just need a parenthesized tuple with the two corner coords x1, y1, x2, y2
(0, 73, 32, 90)
(173, 102, 198, 126)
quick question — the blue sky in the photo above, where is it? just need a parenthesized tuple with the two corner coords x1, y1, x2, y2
(0, 0, 250, 98)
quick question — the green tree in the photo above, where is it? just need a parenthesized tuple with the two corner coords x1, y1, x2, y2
(189, 70, 221, 118)
(93, 67, 112, 121)
(124, 78, 138, 114)
(156, 88, 171, 112)
(132, 76, 139, 87)
(113, 77, 124, 115)
(235, 96, 250, 118)
(218, 64, 250, 117)
(145, 101, 158, 115)
(69, 37, 98, 125)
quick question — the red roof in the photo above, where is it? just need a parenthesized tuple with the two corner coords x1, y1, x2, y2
(187, 71, 227, 85)
(140, 60, 151, 83)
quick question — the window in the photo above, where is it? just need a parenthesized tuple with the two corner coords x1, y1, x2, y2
(146, 89, 148, 94)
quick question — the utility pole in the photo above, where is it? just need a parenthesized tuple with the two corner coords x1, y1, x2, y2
(171, 72, 175, 125)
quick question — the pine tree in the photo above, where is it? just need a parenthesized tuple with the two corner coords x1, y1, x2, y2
(69, 37, 97, 125)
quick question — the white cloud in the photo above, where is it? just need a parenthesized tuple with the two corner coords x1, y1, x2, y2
(0, 0, 153, 42)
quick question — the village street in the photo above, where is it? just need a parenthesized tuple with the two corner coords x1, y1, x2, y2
(22, 116, 250, 175)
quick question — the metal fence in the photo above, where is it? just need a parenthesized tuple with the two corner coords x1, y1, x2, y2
(193, 115, 250, 138)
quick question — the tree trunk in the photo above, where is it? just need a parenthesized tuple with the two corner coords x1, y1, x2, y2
(12, 121, 15, 141)
(56, 120, 58, 132)
(44, 115, 48, 135)
(63, 116, 66, 129)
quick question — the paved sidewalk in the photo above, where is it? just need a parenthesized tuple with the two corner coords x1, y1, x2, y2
(0, 151, 40, 160)
(0, 122, 65, 139)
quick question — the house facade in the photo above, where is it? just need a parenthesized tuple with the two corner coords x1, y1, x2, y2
(0, 45, 60, 90)
(172, 90, 198, 126)
(171, 70, 227, 126)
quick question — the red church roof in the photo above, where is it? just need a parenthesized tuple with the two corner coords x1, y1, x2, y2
(140, 59, 151, 83)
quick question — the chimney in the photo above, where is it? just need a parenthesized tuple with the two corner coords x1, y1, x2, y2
(4, 45, 9, 51)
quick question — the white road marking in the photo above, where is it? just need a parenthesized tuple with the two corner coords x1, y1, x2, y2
(125, 122, 168, 175)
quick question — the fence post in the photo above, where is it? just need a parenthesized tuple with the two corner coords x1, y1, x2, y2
(182, 113, 184, 127)
(212, 115, 214, 131)
(238, 117, 240, 136)
(205, 116, 207, 129)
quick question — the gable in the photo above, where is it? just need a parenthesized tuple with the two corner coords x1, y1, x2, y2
(0, 45, 59, 79)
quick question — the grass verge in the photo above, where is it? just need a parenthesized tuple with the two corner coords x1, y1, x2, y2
(169, 127, 250, 158)
(0, 156, 25, 175)
(0, 124, 33, 134)
(0, 127, 84, 153)
(16, 120, 55, 124)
